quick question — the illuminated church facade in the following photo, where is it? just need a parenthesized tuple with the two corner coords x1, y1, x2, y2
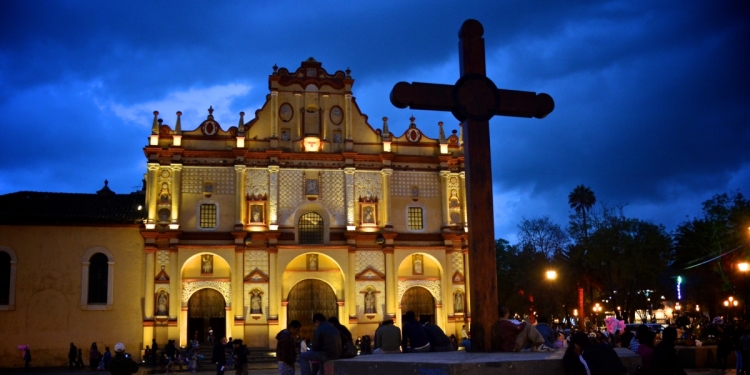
(0, 59, 471, 366)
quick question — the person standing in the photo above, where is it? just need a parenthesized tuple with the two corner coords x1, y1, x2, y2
(107, 342, 139, 375)
(232, 339, 249, 375)
(653, 326, 687, 375)
(276, 320, 302, 375)
(151, 339, 159, 367)
(68, 343, 78, 369)
(299, 313, 342, 375)
(90, 342, 101, 371)
(100, 346, 112, 371)
(22, 346, 31, 370)
(402, 311, 430, 353)
(211, 337, 228, 375)
(76, 348, 84, 368)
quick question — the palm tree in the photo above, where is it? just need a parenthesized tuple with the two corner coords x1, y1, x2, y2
(568, 185, 596, 240)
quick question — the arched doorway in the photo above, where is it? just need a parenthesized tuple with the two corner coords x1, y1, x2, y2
(401, 287, 435, 324)
(187, 289, 226, 344)
(287, 280, 338, 341)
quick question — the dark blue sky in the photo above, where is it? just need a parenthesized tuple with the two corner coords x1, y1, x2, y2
(1, 1, 748, 241)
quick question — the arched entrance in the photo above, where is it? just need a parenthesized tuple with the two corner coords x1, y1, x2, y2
(287, 279, 338, 341)
(187, 289, 226, 344)
(401, 287, 435, 324)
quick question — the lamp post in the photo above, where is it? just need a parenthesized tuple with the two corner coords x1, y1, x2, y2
(723, 297, 739, 323)
(593, 303, 602, 328)
(739, 262, 749, 328)
(545, 270, 557, 321)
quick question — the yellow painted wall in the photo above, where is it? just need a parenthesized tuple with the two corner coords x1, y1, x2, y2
(0, 225, 144, 368)
(179, 193, 236, 233)
(390, 197, 442, 233)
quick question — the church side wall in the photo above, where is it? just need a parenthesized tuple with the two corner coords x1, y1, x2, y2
(0, 225, 144, 368)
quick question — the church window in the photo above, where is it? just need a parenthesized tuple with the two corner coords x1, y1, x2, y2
(87, 253, 108, 304)
(0, 251, 10, 305)
(408, 207, 424, 231)
(298, 212, 324, 244)
(80, 247, 114, 309)
(200, 204, 217, 229)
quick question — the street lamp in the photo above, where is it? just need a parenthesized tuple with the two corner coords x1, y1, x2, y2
(724, 296, 739, 323)
(544, 269, 557, 321)
(546, 270, 558, 280)
(593, 303, 602, 328)
(739, 262, 749, 328)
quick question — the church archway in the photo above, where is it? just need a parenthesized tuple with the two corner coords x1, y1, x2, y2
(187, 288, 226, 344)
(287, 279, 338, 341)
(401, 287, 435, 324)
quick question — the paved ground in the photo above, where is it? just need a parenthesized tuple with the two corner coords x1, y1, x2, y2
(0, 366, 740, 375)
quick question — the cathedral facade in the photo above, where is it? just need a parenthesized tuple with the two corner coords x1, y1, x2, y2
(0, 59, 470, 366)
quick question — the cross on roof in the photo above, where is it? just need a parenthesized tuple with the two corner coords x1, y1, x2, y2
(389, 19, 554, 352)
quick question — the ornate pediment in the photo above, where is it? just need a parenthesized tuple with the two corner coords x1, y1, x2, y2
(155, 265, 170, 284)
(452, 270, 465, 284)
(355, 266, 386, 281)
(243, 268, 269, 283)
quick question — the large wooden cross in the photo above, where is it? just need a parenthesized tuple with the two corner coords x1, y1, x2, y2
(390, 19, 554, 352)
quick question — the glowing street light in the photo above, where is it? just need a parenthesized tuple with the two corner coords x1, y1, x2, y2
(546, 270, 558, 280)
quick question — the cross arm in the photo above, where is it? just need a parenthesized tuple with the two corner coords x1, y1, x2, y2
(390, 81, 554, 119)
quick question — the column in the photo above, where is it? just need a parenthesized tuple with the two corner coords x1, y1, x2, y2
(344, 168, 356, 228)
(234, 165, 247, 227)
(179, 308, 188, 347)
(322, 94, 329, 140)
(268, 166, 280, 227)
(144, 249, 155, 319)
(381, 169, 392, 227)
(463, 248, 471, 318)
(271, 90, 279, 138)
(384, 249, 395, 316)
(295, 93, 302, 142)
(170, 164, 182, 225)
(268, 248, 279, 319)
(439, 171, 451, 227)
(444, 250, 453, 318)
(169, 250, 179, 319)
(348, 249, 357, 317)
(459, 172, 468, 227)
(146, 163, 159, 224)
(234, 249, 244, 319)
(344, 94, 352, 140)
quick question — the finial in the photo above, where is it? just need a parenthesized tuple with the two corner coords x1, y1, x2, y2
(382, 117, 389, 137)
(238, 112, 245, 135)
(208, 106, 214, 115)
(273, 64, 278, 73)
(459, 122, 464, 145)
(104, 179, 109, 186)
(175, 111, 182, 134)
(438, 121, 446, 143)
(151, 111, 159, 134)
(410, 115, 415, 124)
(346, 67, 351, 78)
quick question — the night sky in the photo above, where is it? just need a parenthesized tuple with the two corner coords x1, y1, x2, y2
(2, 1, 748, 242)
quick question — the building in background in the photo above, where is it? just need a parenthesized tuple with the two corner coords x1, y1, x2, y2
(0, 59, 470, 366)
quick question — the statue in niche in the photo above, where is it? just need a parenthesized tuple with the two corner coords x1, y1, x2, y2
(449, 189, 460, 208)
(201, 254, 213, 274)
(307, 254, 318, 271)
(363, 206, 375, 224)
(251, 205, 263, 223)
(413, 254, 423, 275)
(250, 292, 262, 314)
(454, 291, 464, 313)
(364, 291, 376, 314)
(156, 290, 168, 316)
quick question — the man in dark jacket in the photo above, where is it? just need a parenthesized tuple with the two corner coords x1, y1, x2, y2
(299, 313, 342, 375)
(276, 320, 301, 375)
(68, 343, 78, 369)
(402, 311, 430, 353)
(232, 339, 249, 375)
(420, 316, 453, 352)
(212, 337, 228, 375)
(107, 343, 138, 375)
(653, 326, 687, 375)
(568, 332, 628, 375)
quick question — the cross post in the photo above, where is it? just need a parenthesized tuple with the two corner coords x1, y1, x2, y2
(390, 19, 554, 352)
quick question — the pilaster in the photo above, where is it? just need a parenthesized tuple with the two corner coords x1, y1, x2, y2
(381, 168, 393, 228)
(344, 168, 356, 228)
(268, 166, 280, 228)
(144, 248, 156, 319)
(234, 165, 247, 228)
(170, 164, 182, 227)
(440, 171, 451, 227)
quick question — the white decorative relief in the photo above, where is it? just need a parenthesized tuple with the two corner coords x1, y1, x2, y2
(244, 250, 268, 276)
(451, 252, 464, 276)
(355, 281, 385, 319)
(354, 171, 382, 200)
(157, 250, 170, 265)
(182, 167, 235, 194)
(245, 169, 269, 197)
(278, 170, 305, 225)
(447, 173, 460, 192)
(320, 171, 346, 226)
(391, 172, 439, 197)
(243, 283, 269, 319)
(182, 280, 231, 306)
(345, 169, 355, 224)
(355, 251, 385, 274)
(398, 279, 442, 305)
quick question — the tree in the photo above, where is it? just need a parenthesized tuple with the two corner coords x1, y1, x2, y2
(517, 216, 570, 259)
(568, 185, 597, 240)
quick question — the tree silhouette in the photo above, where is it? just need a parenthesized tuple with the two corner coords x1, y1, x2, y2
(568, 185, 597, 240)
